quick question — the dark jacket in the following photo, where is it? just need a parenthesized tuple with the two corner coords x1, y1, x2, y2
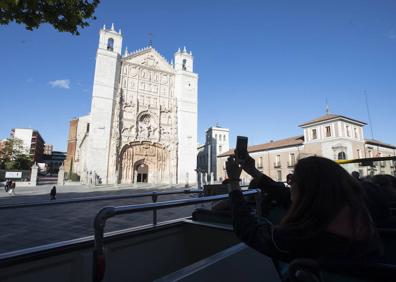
(361, 181, 395, 228)
(230, 175, 382, 262)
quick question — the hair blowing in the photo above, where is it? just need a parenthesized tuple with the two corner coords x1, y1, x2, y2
(279, 156, 374, 240)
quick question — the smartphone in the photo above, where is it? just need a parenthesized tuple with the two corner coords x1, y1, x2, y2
(236, 136, 248, 159)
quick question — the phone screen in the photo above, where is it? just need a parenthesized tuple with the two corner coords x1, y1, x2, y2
(236, 136, 248, 159)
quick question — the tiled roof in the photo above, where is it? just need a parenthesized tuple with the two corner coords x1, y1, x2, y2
(299, 114, 366, 127)
(218, 135, 304, 158)
(365, 139, 396, 150)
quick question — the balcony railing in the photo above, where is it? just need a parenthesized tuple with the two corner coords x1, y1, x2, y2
(274, 162, 281, 168)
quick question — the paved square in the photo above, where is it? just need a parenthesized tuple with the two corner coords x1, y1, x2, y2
(0, 183, 207, 253)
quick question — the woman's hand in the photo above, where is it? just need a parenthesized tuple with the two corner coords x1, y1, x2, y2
(226, 156, 242, 181)
(235, 151, 262, 179)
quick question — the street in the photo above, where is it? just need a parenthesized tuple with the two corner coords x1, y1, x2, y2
(0, 183, 205, 253)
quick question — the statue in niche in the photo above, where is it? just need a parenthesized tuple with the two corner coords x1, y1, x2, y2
(129, 66, 138, 77)
(123, 101, 134, 111)
(122, 124, 135, 138)
(161, 74, 168, 84)
(160, 126, 170, 142)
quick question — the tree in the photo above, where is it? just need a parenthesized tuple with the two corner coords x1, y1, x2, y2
(0, 137, 33, 170)
(0, 0, 100, 35)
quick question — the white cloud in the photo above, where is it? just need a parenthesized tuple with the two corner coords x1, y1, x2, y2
(49, 79, 70, 89)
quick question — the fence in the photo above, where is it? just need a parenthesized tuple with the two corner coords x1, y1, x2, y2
(0, 170, 31, 182)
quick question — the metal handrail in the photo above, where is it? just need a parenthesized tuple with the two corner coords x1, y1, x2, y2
(92, 189, 261, 282)
(0, 188, 202, 210)
(0, 185, 250, 210)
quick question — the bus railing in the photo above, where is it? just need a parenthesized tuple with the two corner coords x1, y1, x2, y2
(92, 189, 261, 282)
(0, 185, 250, 210)
(0, 188, 202, 210)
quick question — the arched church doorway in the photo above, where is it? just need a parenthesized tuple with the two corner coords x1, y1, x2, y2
(119, 142, 171, 184)
(135, 162, 148, 183)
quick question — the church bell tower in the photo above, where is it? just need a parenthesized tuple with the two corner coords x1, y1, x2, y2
(87, 24, 122, 184)
(174, 47, 198, 185)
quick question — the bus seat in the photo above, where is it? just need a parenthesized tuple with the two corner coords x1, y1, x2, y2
(288, 258, 396, 282)
(378, 228, 396, 264)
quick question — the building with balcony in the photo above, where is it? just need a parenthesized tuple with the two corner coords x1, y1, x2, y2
(217, 114, 396, 183)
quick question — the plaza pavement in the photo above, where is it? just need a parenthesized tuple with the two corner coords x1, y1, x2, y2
(0, 182, 209, 254)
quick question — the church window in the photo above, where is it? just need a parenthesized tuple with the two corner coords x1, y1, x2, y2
(219, 145, 222, 153)
(338, 151, 346, 160)
(312, 129, 317, 140)
(140, 113, 151, 124)
(182, 59, 187, 70)
(107, 38, 114, 51)
(354, 128, 358, 138)
(325, 126, 331, 137)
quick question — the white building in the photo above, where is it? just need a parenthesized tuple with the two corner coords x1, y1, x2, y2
(67, 24, 198, 185)
(12, 128, 34, 155)
(197, 126, 229, 182)
(11, 128, 45, 162)
(217, 114, 396, 182)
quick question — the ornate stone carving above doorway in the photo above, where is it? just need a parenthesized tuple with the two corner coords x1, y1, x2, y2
(119, 142, 170, 184)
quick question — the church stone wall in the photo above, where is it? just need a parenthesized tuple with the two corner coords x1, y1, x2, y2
(71, 26, 198, 186)
(107, 50, 179, 184)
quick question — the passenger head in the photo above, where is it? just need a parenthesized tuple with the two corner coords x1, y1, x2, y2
(286, 173, 294, 185)
(372, 174, 396, 189)
(280, 156, 373, 239)
(351, 171, 360, 180)
(371, 174, 396, 200)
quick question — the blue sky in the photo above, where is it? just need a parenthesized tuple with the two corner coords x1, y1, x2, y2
(1, 0, 395, 151)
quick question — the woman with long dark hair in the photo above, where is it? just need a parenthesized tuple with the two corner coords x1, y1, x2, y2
(226, 154, 381, 262)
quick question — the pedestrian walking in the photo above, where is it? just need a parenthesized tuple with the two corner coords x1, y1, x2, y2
(4, 179, 10, 192)
(50, 186, 56, 200)
(8, 181, 15, 196)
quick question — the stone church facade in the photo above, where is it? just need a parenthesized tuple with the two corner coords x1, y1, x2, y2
(65, 24, 198, 185)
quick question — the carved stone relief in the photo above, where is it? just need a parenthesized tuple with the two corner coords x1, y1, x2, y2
(108, 59, 177, 184)
(119, 143, 172, 184)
